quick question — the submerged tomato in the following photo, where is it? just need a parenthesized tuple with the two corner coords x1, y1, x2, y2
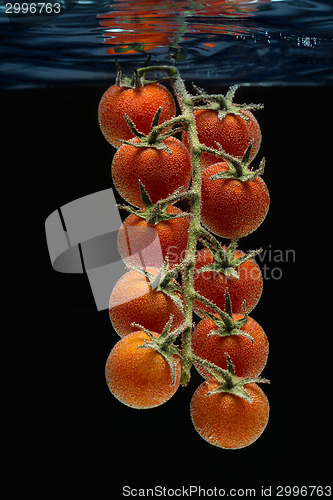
(109, 268, 183, 337)
(193, 108, 262, 169)
(193, 247, 263, 315)
(190, 381, 270, 449)
(98, 83, 176, 148)
(192, 314, 269, 379)
(201, 162, 270, 239)
(118, 205, 190, 269)
(105, 330, 182, 409)
(112, 136, 192, 208)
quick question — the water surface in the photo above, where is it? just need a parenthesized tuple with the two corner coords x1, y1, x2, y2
(0, 0, 332, 88)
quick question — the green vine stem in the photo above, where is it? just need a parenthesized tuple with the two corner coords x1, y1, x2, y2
(137, 64, 204, 386)
(134, 64, 266, 388)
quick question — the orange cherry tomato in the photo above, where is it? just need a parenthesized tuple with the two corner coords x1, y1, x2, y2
(190, 380, 269, 449)
(105, 330, 182, 409)
(192, 314, 269, 379)
(109, 268, 183, 337)
(193, 247, 263, 315)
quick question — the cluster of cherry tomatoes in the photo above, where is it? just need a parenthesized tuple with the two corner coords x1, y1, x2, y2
(98, 62, 270, 450)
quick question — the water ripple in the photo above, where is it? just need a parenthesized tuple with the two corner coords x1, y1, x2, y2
(0, 0, 332, 88)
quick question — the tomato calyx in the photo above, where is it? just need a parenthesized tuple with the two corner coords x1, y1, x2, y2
(120, 108, 188, 155)
(195, 237, 262, 280)
(115, 57, 159, 89)
(129, 259, 184, 314)
(194, 353, 269, 403)
(114, 59, 142, 89)
(203, 140, 266, 183)
(133, 316, 183, 385)
(118, 181, 190, 226)
(191, 84, 263, 122)
(196, 290, 254, 342)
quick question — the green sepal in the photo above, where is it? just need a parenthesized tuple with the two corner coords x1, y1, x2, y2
(206, 141, 266, 183)
(120, 109, 187, 155)
(195, 262, 239, 280)
(114, 57, 161, 89)
(118, 182, 190, 226)
(133, 316, 183, 385)
(150, 257, 184, 314)
(194, 353, 270, 403)
(195, 290, 254, 342)
(128, 258, 184, 315)
(122, 114, 146, 140)
(114, 59, 133, 88)
(191, 83, 263, 121)
(138, 341, 178, 385)
(207, 383, 254, 403)
(138, 180, 154, 210)
(195, 238, 262, 281)
(121, 113, 173, 154)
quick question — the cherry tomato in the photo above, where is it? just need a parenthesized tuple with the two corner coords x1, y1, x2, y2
(112, 136, 192, 208)
(190, 380, 269, 449)
(201, 162, 270, 239)
(192, 314, 269, 379)
(98, 83, 176, 148)
(118, 205, 190, 269)
(193, 247, 263, 314)
(105, 330, 182, 409)
(193, 108, 261, 169)
(109, 267, 183, 337)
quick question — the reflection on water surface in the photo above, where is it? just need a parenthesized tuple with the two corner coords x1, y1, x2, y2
(0, 0, 332, 87)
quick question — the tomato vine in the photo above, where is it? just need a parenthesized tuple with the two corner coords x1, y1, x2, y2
(100, 61, 270, 449)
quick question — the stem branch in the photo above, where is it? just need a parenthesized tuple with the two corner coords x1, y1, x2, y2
(143, 66, 204, 386)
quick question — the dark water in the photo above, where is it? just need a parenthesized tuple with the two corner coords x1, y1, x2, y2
(0, 0, 332, 88)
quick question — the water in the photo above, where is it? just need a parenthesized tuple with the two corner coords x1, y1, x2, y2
(0, 0, 332, 88)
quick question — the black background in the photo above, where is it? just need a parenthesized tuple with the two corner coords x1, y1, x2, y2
(2, 82, 330, 495)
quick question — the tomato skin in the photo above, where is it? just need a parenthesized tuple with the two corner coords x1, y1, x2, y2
(118, 206, 190, 269)
(109, 268, 183, 337)
(105, 330, 182, 409)
(193, 108, 261, 169)
(201, 162, 270, 239)
(98, 83, 176, 148)
(193, 247, 263, 314)
(192, 314, 269, 379)
(112, 136, 192, 208)
(190, 381, 269, 449)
